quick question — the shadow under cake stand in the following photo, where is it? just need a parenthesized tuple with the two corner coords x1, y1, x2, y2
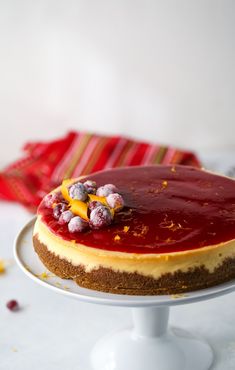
(14, 218, 235, 370)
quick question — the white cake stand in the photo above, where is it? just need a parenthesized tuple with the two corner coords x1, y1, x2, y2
(14, 218, 235, 370)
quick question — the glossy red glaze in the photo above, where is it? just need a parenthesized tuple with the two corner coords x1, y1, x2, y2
(38, 165, 235, 254)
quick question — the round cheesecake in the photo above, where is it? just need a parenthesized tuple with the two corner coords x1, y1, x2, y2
(33, 165, 235, 295)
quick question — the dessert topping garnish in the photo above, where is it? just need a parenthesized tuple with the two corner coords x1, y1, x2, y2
(106, 193, 124, 211)
(83, 180, 97, 194)
(88, 200, 103, 211)
(69, 182, 88, 202)
(68, 216, 89, 233)
(96, 184, 118, 197)
(58, 210, 74, 225)
(44, 193, 62, 208)
(123, 226, 130, 233)
(53, 203, 68, 220)
(89, 205, 113, 229)
(44, 179, 124, 233)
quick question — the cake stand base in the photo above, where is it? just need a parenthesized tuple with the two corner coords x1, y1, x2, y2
(91, 307, 213, 370)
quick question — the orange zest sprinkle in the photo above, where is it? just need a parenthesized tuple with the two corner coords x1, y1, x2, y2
(0, 259, 5, 274)
(35, 271, 55, 279)
(141, 225, 149, 235)
(159, 216, 192, 232)
(171, 293, 187, 299)
(114, 234, 121, 241)
(39, 272, 50, 279)
(123, 226, 130, 233)
(163, 237, 176, 243)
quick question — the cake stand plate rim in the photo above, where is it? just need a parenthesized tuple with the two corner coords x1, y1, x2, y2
(14, 217, 235, 307)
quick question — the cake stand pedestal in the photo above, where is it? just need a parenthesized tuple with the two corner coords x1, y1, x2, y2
(14, 218, 235, 370)
(91, 306, 213, 370)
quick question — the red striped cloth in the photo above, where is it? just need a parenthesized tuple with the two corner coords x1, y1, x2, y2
(0, 131, 200, 212)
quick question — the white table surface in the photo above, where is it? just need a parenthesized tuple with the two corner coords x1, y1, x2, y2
(1, 150, 235, 370)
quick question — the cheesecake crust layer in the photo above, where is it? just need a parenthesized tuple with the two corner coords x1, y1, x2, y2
(33, 235, 235, 295)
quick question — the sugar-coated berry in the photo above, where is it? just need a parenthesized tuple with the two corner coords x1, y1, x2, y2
(106, 193, 124, 211)
(96, 184, 118, 197)
(44, 193, 60, 208)
(69, 182, 88, 201)
(58, 210, 74, 225)
(88, 200, 103, 212)
(6, 300, 19, 312)
(90, 205, 113, 229)
(68, 216, 89, 233)
(53, 203, 68, 219)
(83, 180, 97, 194)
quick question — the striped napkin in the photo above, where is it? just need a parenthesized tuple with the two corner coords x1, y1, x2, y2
(0, 131, 200, 212)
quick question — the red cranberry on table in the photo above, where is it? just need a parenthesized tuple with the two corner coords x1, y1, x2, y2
(89, 205, 113, 229)
(6, 300, 19, 312)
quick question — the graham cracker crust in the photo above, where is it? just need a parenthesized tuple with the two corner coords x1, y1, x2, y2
(33, 235, 235, 295)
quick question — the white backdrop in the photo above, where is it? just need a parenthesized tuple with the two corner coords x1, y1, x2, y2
(0, 0, 234, 163)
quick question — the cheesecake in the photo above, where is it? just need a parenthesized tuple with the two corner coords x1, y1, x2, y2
(33, 165, 235, 295)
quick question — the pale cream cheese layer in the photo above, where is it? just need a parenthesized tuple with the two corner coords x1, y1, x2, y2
(34, 216, 235, 279)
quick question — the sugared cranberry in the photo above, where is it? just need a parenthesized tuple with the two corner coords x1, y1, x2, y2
(58, 210, 74, 225)
(6, 300, 19, 312)
(44, 193, 60, 208)
(89, 205, 113, 229)
(69, 182, 88, 201)
(88, 200, 103, 212)
(96, 184, 118, 197)
(106, 193, 124, 211)
(83, 180, 97, 194)
(68, 216, 89, 233)
(53, 203, 68, 220)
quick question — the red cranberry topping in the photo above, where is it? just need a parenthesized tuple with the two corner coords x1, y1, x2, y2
(44, 193, 60, 208)
(6, 300, 19, 312)
(58, 210, 74, 225)
(106, 193, 124, 211)
(69, 182, 88, 201)
(68, 216, 89, 233)
(53, 203, 68, 220)
(83, 180, 97, 194)
(96, 184, 118, 197)
(89, 205, 113, 229)
(88, 200, 103, 212)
